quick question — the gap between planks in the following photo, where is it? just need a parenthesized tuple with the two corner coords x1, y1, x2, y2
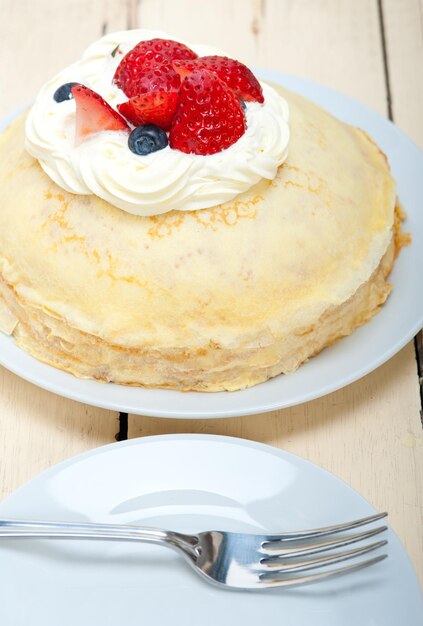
(116, 412, 129, 441)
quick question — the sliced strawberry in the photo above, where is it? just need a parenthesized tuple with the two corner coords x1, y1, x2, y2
(118, 91, 178, 130)
(169, 69, 246, 156)
(114, 38, 197, 98)
(173, 56, 264, 103)
(71, 85, 129, 144)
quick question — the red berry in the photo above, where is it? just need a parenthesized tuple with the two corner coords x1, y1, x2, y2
(71, 85, 129, 144)
(114, 38, 197, 98)
(169, 69, 246, 156)
(118, 91, 178, 130)
(173, 56, 264, 103)
(124, 60, 180, 97)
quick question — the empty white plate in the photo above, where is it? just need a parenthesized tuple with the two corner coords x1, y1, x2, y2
(0, 72, 422, 417)
(0, 434, 421, 624)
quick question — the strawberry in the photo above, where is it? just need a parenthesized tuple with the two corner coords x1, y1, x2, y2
(169, 69, 246, 156)
(173, 56, 264, 103)
(71, 85, 129, 144)
(122, 61, 180, 98)
(118, 91, 178, 130)
(114, 38, 197, 98)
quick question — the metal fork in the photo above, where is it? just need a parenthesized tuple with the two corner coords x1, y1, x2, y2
(0, 512, 388, 590)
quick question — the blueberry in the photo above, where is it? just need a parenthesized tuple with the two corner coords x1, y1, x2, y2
(128, 124, 168, 156)
(240, 99, 247, 110)
(53, 82, 79, 103)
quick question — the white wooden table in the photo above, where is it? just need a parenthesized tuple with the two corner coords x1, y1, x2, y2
(0, 0, 422, 588)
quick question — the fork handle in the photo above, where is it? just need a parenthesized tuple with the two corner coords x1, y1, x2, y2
(0, 518, 197, 555)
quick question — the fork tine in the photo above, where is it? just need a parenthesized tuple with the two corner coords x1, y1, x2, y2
(259, 554, 387, 588)
(259, 539, 387, 574)
(261, 512, 387, 544)
(260, 525, 387, 557)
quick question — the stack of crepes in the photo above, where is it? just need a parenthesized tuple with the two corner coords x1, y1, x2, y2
(0, 32, 404, 391)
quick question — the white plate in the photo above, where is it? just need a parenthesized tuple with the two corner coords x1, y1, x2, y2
(1, 72, 422, 417)
(0, 434, 421, 625)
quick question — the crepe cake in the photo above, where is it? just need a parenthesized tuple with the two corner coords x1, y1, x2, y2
(0, 30, 407, 391)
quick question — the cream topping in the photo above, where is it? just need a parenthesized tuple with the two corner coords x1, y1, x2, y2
(25, 29, 290, 216)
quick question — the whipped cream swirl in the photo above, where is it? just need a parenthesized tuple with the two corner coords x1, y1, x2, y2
(25, 30, 290, 216)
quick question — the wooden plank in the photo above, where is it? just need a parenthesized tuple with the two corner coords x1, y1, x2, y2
(0, 0, 127, 500)
(0, 0, 128, 118)
(129, 0, 423, 586)
(381, 0, 423, 148)
(382, 0, 423, 418)
(136, 0, 387, 113)
(0, 368, 118, 501)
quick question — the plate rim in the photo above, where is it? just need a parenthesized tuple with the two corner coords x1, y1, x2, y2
(0, 71, 422, 418)
(4, 431, 386, 498)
